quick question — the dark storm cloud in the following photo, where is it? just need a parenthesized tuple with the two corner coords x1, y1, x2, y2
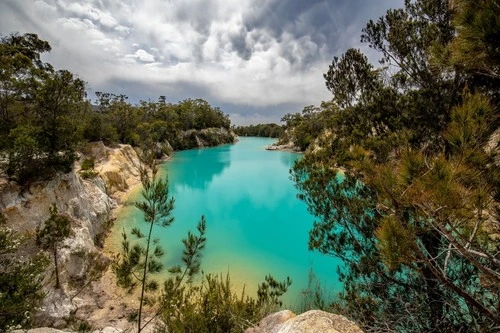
(234, 0, 399, 67)
(229, 26, 252, 61)
(0, 0, 404, 124)
(173, 0, 217, 35)
(94, 77, 215, 105)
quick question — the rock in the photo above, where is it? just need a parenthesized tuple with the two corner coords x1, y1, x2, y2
(266, 142, 300, 152)
(101, 327, 123, 333)
(11, 328, 122, 333)
(0, 142, 144, 328)
(11, 328, 70, 333)
(246, 310, 363, 333)
(35, 289, 76, 328)
(94, 144, 142, 197)
(246, 310, 296, 332)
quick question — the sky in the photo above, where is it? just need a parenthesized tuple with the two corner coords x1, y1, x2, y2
(0, 0, 403, 125)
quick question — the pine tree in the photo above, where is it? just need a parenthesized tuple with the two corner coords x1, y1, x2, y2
(36, 205, 72, 289)
(290, 0, 499, 331)
(112, 167, 207, 333)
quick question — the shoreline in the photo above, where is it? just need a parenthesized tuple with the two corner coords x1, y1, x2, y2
(76, 147, 173, 331)
(265, 142, 303, 153)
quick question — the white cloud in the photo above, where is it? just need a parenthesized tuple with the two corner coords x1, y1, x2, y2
(0, 0, 404, 123)
(125, 49, 156, 63)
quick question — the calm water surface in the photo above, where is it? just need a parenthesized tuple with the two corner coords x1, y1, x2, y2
(110, 137, 342, 308)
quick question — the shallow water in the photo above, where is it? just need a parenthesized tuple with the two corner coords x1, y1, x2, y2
(110, 137, 342, 308)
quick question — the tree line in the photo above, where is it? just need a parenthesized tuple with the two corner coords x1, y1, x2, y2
(232, 123, 284, 138)
(280, 0, 499, 331)
(0, 33, 231, 184)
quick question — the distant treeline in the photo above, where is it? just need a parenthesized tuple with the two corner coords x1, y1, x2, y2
(232, 123, 284, 138)
(0, 33, 231, 184)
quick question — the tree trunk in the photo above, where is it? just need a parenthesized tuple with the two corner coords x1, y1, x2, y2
(421, 231, 444, 328)
(138, 218, 155, 333)
(53, 245, 60, 289)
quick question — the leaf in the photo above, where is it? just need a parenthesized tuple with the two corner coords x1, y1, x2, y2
(375, 215, 415, 270)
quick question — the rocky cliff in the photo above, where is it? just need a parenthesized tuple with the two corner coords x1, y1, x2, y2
(170, 127, 238, 150)
(0, 142, 144, 328)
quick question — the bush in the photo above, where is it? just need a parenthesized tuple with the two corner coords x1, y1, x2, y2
(81, 158, 94, 171)
(155, 273, 291, 333)
(0, 213, 48, 330)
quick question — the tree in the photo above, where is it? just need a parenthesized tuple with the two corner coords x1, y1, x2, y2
(447, 0, 500, 79)
(323, 48, 379, 108)
(36, 205, 72, 289)
(0, 33, 52, 138)
(0, 213, 48, 330)
(232, 123, 284, 138)
(288, 0, 499, 331)
(35, 69, 86, 171)
(0, 33, 53, 182)
(1, 34, 86, 182)
(112, 167, 207, 333)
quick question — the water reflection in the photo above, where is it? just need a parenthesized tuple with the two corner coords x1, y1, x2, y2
(165, 144, 232, 190)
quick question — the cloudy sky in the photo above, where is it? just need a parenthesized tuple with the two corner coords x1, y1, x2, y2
(1, 0, 403, 125)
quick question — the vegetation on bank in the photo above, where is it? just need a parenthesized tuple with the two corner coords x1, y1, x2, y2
(278, 0, 499, 331)
(232, 123, 284, 138)
(0, 213, 48, 330)
(0, 33, 233, 184)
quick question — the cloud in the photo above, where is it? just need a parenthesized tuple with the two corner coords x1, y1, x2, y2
(0, 0, 404, 124)
(125, 49, 156, 63)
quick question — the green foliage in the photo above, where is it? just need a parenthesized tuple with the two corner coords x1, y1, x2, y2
(79, 158, 98, 179)
(0, 33, 86, 183)
(323, 48, 379, 108)
(156, 272, 291, 333)
(65, 315, 96, 333)
(256, 275, 292, 312)
(6, 125, 41, 182)
(36, 204, 72, 289)
(279, 103, 337, 151)
(0, 33, 233, 184)
(375, 216, 415, 271)
(0, 213, 48, 331)
(287, 0, 500, 331)
(112, 169, 207, 333)
(232, 123, 284, 138)
(90, 94, 232, 150)
(446, 0, 500, 78)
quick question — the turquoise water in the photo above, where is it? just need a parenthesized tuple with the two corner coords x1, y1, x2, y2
(112, 137, 342, 308)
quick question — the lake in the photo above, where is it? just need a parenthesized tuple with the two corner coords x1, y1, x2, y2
(110, 137, 342, 309)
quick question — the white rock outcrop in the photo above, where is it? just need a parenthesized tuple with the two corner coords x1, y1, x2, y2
(0, 142, 144, 327)
(246, 310, 363, 333)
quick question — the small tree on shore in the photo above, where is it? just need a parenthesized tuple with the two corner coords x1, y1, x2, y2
(36, 205, 72, 289)
(113, 167, 207, 333)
